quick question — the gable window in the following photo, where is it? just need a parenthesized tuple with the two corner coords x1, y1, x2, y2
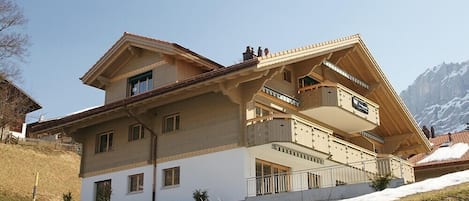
(128, 124, 144, 141)
(95, 179, 111, 201)
(298, 76, 320, 89)
(283, 70, 292, 83)
(163, 167, 180, 187)
(163, 114, 180, 133)
(96, 131, 113, 153)
(129, 173, 144, 193)
(128, 71, 153, 96)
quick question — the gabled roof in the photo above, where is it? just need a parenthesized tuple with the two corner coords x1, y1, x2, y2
(29, 34, 430, 154)
(408, 131, 469, 169)
(81, 32, 224, 89)
(1, 78, 41, 113)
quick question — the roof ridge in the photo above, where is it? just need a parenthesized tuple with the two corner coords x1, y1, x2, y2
(258, 34, 361, 60)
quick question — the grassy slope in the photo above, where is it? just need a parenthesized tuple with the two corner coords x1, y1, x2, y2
(0, 143, 81, 201)
(398, 182, 469, 201)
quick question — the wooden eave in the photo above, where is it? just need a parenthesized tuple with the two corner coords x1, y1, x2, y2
(80, 32, 224, 89)
(256, 34, 431, 155)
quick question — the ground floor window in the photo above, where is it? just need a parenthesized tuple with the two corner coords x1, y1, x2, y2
(163, 167, 180, 187)
(95, 179, 111, 201)
(129, 173, 144, 193)
(255, 159, 290, 195)
(308, 172, 321, 189)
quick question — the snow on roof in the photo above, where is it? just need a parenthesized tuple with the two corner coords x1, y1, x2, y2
(417, 143, 469, 164)
(68, 105, 102, 116)
(342, 169, 469, 201)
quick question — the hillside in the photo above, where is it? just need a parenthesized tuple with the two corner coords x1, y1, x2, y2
(400, 61, 469, 134)
(0, 143, 81, 201)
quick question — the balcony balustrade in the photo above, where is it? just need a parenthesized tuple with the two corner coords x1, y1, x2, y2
(298, 82, 379, 133)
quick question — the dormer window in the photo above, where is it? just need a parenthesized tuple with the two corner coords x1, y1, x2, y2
(128, 71, 153, 96)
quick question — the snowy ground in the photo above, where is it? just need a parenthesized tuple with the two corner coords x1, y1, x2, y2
(342, 169, 469, 201)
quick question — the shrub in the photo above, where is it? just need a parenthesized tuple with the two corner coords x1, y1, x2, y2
(193, 189, 209, 201)
(62, 191, 72, 201)
(370, 174, 392, 191)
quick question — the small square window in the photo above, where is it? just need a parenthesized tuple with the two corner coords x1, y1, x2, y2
(96, 132, 113, 153)
(128, 124, 144, 141)
(128, 71, 153, 96)
(283, 70, 292, 83)
(129, 173, 144, 193)
(163, 167, 180, 187)
(163, 114, 180, 133)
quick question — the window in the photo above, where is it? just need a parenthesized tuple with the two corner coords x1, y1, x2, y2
(163, 114, 180, 133)
(129, 173, 144, 193)
(128, 124, 144, 141)
(128, 71, 153, 96)
(255, 159, 290, 195)
(163, 167, 180, 187)
(95, 179, 111, 201)
(298, 76, 320, 88)
(96, 132, 113, 153)
(283, 70, 292, 82)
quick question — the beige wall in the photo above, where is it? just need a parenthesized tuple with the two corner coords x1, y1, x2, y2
(78, 116, 153, 175)
(104, 50, 206, 104)
(265, 67, 297, 98)
(77, 92, 241, 176)
(155, 92, 241, 159)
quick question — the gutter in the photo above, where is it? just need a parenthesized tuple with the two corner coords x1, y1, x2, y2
(123, 107, 158, 201)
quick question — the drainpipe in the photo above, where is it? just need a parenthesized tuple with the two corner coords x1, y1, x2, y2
(123, 107, 158, 201)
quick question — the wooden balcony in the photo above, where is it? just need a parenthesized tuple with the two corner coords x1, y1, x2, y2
(298, 83, 379, 133)
(246, 114, 377, 165)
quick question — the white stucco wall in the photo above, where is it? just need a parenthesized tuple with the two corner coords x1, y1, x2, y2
(81, 165, 154, 201)
(80, 147, 250, 201)
(156, 147, 250, 201)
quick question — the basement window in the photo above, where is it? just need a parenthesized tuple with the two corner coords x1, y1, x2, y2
(128, 173, 144, 193)
(163, 167, 180, 187)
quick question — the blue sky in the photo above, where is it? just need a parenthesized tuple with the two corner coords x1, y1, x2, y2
(15, 0, 469, 122)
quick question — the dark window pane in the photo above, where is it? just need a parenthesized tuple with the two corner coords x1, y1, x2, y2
(164, 169, 172, 186)
(108, 133, 113, 150)
(174, 167, 180, 185)
(175, 116, 180, 130)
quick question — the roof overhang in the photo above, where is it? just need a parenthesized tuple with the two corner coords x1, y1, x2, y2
(80, 32, 224, 89)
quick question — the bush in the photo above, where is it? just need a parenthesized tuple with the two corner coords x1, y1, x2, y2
(62, 192, 72, 201)
(370, 174, 392, 191)
(193, 189, 209, 201)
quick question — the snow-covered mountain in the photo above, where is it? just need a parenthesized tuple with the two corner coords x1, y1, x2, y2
(400, 61, 469, 134)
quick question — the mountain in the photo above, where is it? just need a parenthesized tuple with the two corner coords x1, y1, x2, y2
(400, 61, 469, 135)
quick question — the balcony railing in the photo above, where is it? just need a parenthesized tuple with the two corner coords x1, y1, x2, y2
(246, 114, 377, 164)
(298, 82, 379, 133)
(246, 156, 414, 197)
(261, 86, 300, 106)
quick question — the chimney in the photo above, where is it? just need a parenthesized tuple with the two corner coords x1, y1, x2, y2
(448, 133, 452, 142)
(430, 126, 435, 138)
(422, 125, 430, 139)
(466, 123, 469, 131)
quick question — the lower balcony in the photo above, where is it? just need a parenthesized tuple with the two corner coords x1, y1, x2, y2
(298, 83, 380, 133)
(246, 156, 414, 198)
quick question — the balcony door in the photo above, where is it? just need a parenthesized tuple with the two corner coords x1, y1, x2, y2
(255, 159, 290, 195)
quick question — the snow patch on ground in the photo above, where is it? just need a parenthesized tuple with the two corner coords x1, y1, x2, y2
(342, 169, 469, 201)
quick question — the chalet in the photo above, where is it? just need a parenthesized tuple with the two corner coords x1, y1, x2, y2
(28, 33, 430, 201)
(0, 78, 41, 141)
(408, 131, 469, 181)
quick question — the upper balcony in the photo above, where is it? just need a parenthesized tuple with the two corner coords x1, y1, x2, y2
(246, 114, 377, 165)
(298, 82, 380, 133)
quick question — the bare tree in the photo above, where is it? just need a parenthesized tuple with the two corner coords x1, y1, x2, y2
(0, 0, 29, 80)
(0, 0, 35, 141)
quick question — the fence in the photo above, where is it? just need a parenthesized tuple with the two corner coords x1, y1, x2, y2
(16, 138, 82, 154)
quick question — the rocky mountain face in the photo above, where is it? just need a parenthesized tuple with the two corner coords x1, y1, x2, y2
(400, 61, 469, 135)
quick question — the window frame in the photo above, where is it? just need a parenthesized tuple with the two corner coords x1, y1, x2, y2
(163, 167, 180, 187)
(95, 131, 113, 153)
(128, 124, 144, 141)
(95, 179, 111, 201)
(128, 71, 153, 96)
(283, 69, 292, 83)
(163, 113, 180, 133)
(128, 173, 144, 193)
